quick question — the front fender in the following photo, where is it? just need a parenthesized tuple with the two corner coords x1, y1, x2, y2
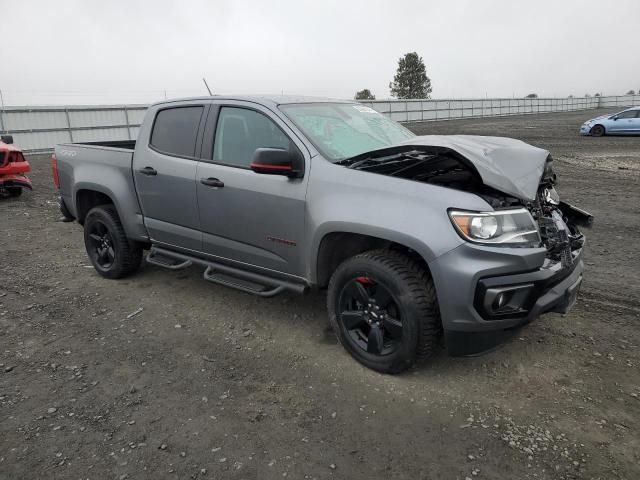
(304, 158, 492, 283)
(308, 222, 441, 283)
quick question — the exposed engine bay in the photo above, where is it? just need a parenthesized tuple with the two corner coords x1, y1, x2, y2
(340, 145, 593, 265)
(527, 158, 591, 266)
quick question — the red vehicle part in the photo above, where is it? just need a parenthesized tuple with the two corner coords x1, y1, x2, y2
(0, 137, 32, 195)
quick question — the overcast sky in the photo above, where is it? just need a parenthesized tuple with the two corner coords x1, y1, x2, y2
(3, 0, 639, 105)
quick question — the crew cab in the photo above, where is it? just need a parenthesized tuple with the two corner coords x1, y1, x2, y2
(53, 96, 592, 373)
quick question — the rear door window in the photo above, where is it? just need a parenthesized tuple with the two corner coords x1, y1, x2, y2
(150, 106, 204, 157)
(212, 107, 293, 168)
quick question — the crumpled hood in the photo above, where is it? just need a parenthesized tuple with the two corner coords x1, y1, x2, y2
(399, 135, 549, 201)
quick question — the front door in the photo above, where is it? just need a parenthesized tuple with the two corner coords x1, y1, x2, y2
(609, 109, 638, 133)
(195, 103, 309, 277)
(133, 104, 206, 251)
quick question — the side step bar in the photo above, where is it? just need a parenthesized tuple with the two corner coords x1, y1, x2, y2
(146, 246, 307, 297)
(146, 249, 193, 270)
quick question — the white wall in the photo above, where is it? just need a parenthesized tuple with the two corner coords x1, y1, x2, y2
(2, 96, 639, 152)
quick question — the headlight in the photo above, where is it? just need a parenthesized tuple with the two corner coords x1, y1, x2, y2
(448, 208, 541, 246)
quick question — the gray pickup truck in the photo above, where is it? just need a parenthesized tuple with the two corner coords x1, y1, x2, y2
(53, 95, 592, 373)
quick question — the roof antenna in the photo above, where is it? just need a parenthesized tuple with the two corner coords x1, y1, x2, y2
(203, 78, 213, 96)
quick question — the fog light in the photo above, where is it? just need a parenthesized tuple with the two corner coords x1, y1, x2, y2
(482, 283, 535, 317)
(493, 292, 509, 310)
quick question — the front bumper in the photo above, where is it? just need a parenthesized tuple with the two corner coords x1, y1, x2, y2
(429, 242, 584, 355)
(579, 125, 592, 135)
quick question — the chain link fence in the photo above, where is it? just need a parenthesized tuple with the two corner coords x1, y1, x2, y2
(1, 96, 639, 153)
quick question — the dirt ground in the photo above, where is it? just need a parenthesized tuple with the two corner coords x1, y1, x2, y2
(1, 109, 639, 480)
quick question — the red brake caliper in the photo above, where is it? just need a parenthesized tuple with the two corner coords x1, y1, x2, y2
(356, 276, 375, 285)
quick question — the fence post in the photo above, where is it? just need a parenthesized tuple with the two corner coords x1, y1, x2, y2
(64, 107, 73, 142)
(124, 106, 132, 140)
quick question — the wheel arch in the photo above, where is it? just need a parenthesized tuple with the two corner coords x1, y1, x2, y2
(72, 181, 149, 243)
(313, 228, 435, 288)
(590, 123, 606, 136)
(75, 187, 117, 225)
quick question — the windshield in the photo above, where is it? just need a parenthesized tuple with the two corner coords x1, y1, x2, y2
(280, 103, 415, 162)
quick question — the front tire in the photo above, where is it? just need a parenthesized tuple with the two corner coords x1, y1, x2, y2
(6, 187, 22, 197)
(590, 124, 605, 137)
(83, 205, 143, 279)
(327, 250, 441, 374)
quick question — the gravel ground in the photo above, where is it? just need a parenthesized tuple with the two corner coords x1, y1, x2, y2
(1, 109, 639, 479)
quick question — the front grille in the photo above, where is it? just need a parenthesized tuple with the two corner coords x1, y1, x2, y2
(537, 211, 573, 268)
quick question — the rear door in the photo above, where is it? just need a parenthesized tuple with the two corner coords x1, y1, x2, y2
(133, 104, 207, 251)
(630, 110, 640, 133)
(195, 102, 310, 276)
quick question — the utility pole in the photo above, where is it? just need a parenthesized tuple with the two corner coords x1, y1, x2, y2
(0, 89, 5, 133)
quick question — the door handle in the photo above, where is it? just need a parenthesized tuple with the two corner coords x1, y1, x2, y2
(200, 177, 224, 188)
(138, 166, 158, 176)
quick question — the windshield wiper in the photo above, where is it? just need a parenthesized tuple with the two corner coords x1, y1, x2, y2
(346, 150, 424, 169)
(346, 151, 441, 179)
(387, 154, 441, 176)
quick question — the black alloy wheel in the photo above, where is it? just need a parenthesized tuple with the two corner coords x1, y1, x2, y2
(83, 205, 143, 279)
(87, 220, 116, 270)
(327, 250, 441, 374)
(338, 275, 403, 356)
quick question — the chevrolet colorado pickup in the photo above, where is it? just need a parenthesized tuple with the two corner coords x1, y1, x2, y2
(53, 96, 592, 373)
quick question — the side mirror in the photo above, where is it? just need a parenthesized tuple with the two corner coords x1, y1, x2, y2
(250, 148, 304, 178)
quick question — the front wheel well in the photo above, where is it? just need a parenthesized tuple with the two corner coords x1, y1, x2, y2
(75, 190, 114, 224)
(315, 232, 431, 288)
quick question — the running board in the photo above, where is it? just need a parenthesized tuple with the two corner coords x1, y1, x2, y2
(146, 249, 193, 270)
(146, 246, 307, 297)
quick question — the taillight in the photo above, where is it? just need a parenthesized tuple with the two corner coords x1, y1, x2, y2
(52, 153, 60, 189)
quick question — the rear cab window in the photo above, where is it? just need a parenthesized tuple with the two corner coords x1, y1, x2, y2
(150, 106, 204, 157)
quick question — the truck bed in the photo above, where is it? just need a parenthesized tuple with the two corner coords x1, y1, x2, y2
(68, 140, 136, 150)
(54, 141, 146, 240)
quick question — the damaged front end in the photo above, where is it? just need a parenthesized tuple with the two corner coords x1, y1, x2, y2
(339, 138, 594, 356)
(527, 157, 592, 269)
(341, 142, 592, 269)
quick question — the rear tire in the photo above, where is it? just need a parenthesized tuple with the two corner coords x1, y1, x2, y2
(83, 205, 143, 279)
(59, 197, 75, 221)
(327, 249, 441, 374)
(6, 187, 22, 197)
(590, 124, 605, 137)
